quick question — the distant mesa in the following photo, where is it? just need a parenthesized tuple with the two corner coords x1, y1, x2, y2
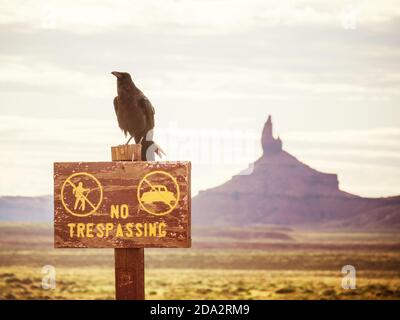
(193, 115, 400, 230)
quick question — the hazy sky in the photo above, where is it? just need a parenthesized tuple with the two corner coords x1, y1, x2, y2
(0, 0, 399, 198)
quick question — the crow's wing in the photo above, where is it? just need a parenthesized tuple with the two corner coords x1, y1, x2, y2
(113, 96, 119, 115)
(139, 97, 155, 130)
(113, 96, 128, 136)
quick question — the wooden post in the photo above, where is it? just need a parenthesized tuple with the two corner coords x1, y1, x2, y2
(111, 144, 145, 300)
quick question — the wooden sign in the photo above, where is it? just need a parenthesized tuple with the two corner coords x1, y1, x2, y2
(54, 161, 191, 248)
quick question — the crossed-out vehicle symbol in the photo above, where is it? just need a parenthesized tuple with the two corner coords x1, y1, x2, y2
(140, 185, 177, 205)
(137, 170, 180, 216)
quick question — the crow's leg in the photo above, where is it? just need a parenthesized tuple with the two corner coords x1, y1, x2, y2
(125, 136, 134, 145)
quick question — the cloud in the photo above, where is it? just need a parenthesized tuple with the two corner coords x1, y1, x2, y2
(284, 127, 400, 145)
(1, 0, 400, 103)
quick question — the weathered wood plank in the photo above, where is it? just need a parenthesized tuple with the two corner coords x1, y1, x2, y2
(54, 159, 191, 248)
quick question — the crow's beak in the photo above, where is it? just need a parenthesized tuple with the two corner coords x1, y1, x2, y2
(111, 71, 122, 78)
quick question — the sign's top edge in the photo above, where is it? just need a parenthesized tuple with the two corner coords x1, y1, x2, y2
(54, 161, 191, 165)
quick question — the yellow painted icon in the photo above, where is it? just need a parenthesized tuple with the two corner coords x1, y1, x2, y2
(137, 171, 180, 216)
(73, 182, 90, 211)
(140, 185, 177, 205)
(61, 172, 103, 217)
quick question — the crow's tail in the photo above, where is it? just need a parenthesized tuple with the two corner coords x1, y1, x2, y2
(141, 140, 166, 161)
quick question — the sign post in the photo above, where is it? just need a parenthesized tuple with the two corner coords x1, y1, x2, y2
(53, 144, 191, 300)
(112, 144, 144, 300)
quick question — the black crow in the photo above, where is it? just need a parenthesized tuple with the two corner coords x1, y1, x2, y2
(112, 71, 165, 160)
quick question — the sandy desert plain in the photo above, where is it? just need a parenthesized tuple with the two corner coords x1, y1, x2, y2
(0, 223, 399, 300)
